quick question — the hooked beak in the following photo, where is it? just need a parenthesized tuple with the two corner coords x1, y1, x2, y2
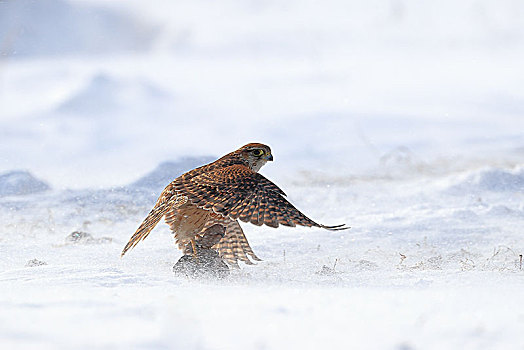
(265, 154, 274, 161)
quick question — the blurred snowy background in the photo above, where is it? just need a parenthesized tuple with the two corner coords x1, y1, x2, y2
(1, 0, 523, 188)
(1, 0, 523, 349)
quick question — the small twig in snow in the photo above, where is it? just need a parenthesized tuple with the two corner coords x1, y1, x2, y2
(399, 253, 407, 265)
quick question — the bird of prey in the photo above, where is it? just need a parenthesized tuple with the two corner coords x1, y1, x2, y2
(121, 143, 348, 266)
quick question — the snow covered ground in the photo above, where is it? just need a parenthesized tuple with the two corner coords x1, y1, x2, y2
(1, 0, 524, 349)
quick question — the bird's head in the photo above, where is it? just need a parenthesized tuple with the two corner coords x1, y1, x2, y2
(237, 143, 273, 172)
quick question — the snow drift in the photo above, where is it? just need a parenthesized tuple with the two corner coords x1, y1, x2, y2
(0, 170, 50, 196)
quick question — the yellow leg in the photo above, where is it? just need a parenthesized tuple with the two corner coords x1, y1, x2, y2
(190, 238, 199, 262)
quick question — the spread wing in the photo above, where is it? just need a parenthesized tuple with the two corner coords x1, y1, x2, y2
(121, 185, 186, 257)
(173, 164, 348, 231)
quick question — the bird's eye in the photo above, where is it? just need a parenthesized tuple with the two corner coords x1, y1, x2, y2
(252, 149, 264, 156)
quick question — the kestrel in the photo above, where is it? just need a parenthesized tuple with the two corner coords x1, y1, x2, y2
(121, 143, 348, 266)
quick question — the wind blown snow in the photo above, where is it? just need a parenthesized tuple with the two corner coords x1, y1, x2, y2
(1, 1, 523, 349)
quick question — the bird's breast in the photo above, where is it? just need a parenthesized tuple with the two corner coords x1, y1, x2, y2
(165, 203, 226, 249)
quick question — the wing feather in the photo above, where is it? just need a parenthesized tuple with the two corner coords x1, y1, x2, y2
(174, 164, 347, 231)
(121, 184, 186, 256)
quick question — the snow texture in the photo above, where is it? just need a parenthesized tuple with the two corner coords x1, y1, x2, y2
(0, 170, 50, 197)
(129, 157, 216, 192)
(1, 1, 524, 349)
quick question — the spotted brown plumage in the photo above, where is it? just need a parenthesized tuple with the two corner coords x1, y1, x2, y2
(121, 143, 349, 266)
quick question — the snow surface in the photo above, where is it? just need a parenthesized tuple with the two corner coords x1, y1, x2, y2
(0, 170, 50, 196)
(1, 1, 524, 349)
